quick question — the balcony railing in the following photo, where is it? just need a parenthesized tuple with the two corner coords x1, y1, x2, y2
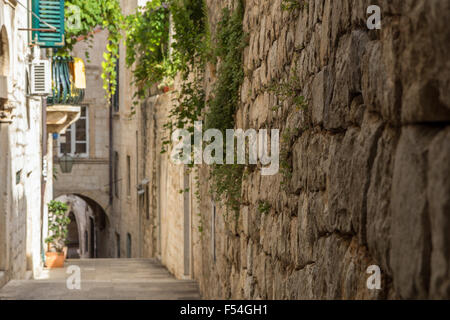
(47, 56, 85, 106)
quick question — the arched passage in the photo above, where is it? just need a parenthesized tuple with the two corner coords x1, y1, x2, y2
(54, 194, 113, 258)
(67, 212, 80, 258)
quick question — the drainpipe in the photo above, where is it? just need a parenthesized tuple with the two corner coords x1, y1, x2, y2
(40, 96, 47, 265)
(109, 98, 113, 206)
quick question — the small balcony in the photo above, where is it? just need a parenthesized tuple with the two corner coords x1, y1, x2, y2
(47, 56, 85, 106)
(46, 56, 86, 134)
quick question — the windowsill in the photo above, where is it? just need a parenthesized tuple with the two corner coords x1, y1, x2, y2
(56, 158, 108, 164)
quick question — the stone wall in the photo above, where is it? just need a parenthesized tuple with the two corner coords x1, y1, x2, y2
(190, 0, 450, 299)
(141, 91, 191, 279)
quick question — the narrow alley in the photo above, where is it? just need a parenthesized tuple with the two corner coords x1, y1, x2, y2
(0, 0, 449, 303)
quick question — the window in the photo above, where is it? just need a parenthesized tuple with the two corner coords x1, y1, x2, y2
(126, 233, 132, 258)
(127, 155, 131, 197)
(114, 152, 119, 198)
(16, 170, 22, 185)
(32, 0, 65, 48)
(116, 233, 121, 258)
(58, 106, 89, 158)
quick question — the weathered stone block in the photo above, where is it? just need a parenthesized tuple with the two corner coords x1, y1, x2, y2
(390, 126, 440, 299)
(311, 67, 331, 126)
(366, 126, 399, 275)
(325, 30, 369, 130)
(328, 111, 383, 236)
(427, 127, 450, 299)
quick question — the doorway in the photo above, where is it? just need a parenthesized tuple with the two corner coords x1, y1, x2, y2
(67, 212, 80, 259)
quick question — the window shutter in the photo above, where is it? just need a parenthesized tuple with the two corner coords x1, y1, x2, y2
(32, 0, 65, 48)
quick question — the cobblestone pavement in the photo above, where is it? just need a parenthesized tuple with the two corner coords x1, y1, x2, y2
(0, 259, 201, 300)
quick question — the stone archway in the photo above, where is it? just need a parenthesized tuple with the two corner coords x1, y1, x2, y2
(54, 194, 113, 258)
(54, 190, 111, 218)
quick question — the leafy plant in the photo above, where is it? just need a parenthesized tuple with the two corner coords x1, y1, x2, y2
(161, 0, 210, 153)
(281, 0, 308, 11)
(257, 201, 272, 215)
(53, 167, 59, 181)
(206, 1, 246, 215)
(45, 201, 70, 253)
(126, 1, 172, 104)
(269, 69, 308, 112)
(280, 128, 299, 188)
(131, 1, 246, 216)
(58, 0, 124, 102)
(170, 0, 211, 73)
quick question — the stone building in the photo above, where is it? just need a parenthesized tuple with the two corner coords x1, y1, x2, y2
(53, 29, 113, 259)
(53, 0, 147, 260)
(110, 0, 144, 259)
(1, 0, 58, 288)
(40, 0, 449, 301)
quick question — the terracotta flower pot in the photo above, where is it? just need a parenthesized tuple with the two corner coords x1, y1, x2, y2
(45, 252, 65, 269)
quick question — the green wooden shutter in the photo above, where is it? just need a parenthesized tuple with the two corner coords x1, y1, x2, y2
(32, 0, 65, 48)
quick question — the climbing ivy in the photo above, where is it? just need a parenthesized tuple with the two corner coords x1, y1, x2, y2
(281, 0, 308, 11)
(124, 0, 246, 215)
(125, 1, 173, 104)
(58, 0, 124, 102)
(162, 0, 210, 143)
(206, 2, 246, 214)
(170, 0, 210, 74)
(269, 68, 308, 112)
(257, 201, 272, 215)
(100, 0, 124, 101)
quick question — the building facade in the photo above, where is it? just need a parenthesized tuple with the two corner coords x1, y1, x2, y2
(25, 0, 449, 301)
(53, 0, 144, 261)
(137, 0, 450, 300)
(53, 28, 113, 259)
(1, 0, 80, 289)
(0, 0, 50, 287)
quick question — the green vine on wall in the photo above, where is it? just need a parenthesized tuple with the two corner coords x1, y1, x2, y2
(206, 1, 246, 215)
(281, 0, 309, 11)
(124, 0, 247, 215)
(60, 0, 124, 102)
(162, 0, 210, 147)
(125, 1, 173, 106)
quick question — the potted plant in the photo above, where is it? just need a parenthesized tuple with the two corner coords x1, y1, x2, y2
(45, 201, 70, 268)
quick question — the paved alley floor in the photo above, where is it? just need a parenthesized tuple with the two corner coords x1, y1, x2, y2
(0, 259, 201, 300)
